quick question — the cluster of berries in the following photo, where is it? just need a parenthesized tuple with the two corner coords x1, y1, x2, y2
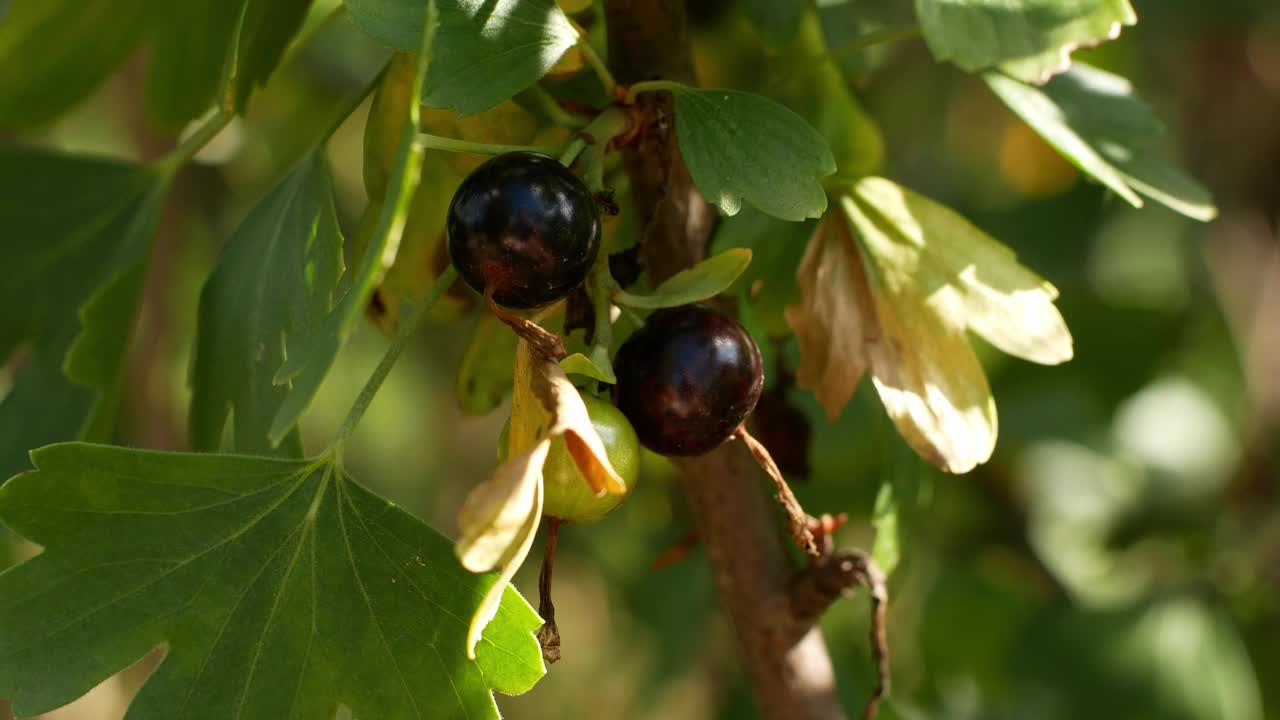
(448, 152, 765, 522)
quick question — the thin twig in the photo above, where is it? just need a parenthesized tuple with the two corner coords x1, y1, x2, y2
(537, 517, 563, 664)
(735, 427, 819, 558)
(333, 266, 458, 446)
(789, 549, 890, 720)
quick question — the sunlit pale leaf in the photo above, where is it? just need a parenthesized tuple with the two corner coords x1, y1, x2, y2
(0, 443, 545, 718)
(0, 146, 165, 479)
(614, 249, 753, 310)
(456, 340, 552, 659)
(788, 178, 1071, 473)
(672, 87, 836, 221)
(916, 0, 1136, 83)
(457, 441, 550, 574)
(851, 178, 1074, 366)
(189, 150, 343, 457)
(346, 0, 578, 114)
(987, 63, 1217, 221)
(456, 439, 549, 657)
(851, 225, 998, 473)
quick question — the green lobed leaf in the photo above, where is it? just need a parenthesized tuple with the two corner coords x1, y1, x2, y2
(672, 87, 836, 222)
(189, 150, 344, 457)
(144, 0, 247, 127)
(0, 0, 151, 128)
(345, 0, 578, 115)
(915, 0, 1136, 83)
(0, 0, 313, 129)
(270, 9, 437, 444)
(0, 146, 165, 479)
(614, 249, 753, 310)
(986, 63, 1217, 221)
(228, 0, 316, 110)
(0, 443, 545, 718)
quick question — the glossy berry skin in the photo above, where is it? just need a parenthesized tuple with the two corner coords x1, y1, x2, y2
(498, 396, 641, 524)
(612, 305, 764, 456)
(447, 151, 601, 309)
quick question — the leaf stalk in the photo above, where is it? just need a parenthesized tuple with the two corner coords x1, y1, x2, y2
(331, 265, 459, 450)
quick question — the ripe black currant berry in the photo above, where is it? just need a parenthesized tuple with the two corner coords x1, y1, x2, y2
(612, 305, 764, 456)
(447, 151, 601, 309)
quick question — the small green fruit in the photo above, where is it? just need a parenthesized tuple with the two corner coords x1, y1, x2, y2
(498, 395, 640, 523)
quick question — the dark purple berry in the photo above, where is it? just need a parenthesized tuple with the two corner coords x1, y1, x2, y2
(447, 151, 601, 309)
(612, 305, 764, 456)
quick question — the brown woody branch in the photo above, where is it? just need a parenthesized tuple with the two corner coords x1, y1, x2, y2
(605, 2, 849, 718)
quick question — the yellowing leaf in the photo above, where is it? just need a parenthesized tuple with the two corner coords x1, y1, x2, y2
(858, 243, 998, 474)
(788, 178, 1072, 473)
(784, 215, 873, 421)
(850, 178, 1073, 367)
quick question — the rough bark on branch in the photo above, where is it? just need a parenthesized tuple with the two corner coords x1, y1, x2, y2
(604, 3, 847, 718)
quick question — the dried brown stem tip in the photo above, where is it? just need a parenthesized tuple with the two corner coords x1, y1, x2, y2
(734, 426, 820, 558)
(790, 548, 890, 719)
(485, 289, 567, 360)
(537, 517, 563, 665)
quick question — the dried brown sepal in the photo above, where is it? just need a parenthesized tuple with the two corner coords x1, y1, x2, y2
(485, 289, 567, 361)
(529, 355, 627, 496)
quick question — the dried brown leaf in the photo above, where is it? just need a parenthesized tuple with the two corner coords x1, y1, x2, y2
(785, 214, 874, 421)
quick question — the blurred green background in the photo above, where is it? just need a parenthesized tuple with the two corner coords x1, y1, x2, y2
(2, 0, 1278, 718)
